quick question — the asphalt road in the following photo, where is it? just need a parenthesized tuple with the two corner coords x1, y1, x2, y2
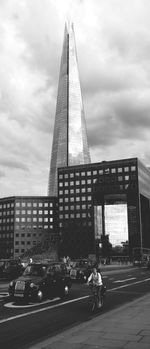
(0, 266, 150, 349)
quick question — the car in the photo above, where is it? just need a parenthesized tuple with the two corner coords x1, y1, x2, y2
(8, 262, 72, 303)
(0, 259, 23, 280)
(70, 259, 94, 282)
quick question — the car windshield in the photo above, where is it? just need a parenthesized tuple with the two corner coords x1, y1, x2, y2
(74, 260, 90, 268)
(23, 265, 47, 277)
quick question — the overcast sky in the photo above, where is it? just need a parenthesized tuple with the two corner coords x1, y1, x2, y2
(0, 0, 150, 197)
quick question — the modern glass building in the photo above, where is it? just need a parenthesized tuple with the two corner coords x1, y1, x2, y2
(0, 196, 58, 259)
(57, 157, 150, 260)
(48, 23, 91, 197)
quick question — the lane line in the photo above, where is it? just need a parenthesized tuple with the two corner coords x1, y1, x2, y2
(108, 278, 150, 292)
(113, 277, 136, 283)
(1, 277, 150, 324)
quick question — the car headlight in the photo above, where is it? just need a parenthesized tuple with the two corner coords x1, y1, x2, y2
(30, 282, 36, 288)
(9, 281, 14, 287)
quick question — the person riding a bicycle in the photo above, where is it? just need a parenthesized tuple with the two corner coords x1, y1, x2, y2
(87, 267, 103, 308)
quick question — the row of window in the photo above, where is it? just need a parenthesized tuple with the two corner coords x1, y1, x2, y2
(0, 211, 14, 216)
(15, 209, 53, 215)
(15, 202, 53, 208)
(0, 233, 14, 238)
(59, 165, 136, 179)
(59, 195, 92, 201)
(59, 204, 91, 211)
(0, 203, 14, 209)
(15, 217, 53, 223)
(59, 212, 91, 219)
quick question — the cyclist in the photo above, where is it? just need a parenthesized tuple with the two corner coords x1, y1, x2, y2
(87, 267, 103, 308)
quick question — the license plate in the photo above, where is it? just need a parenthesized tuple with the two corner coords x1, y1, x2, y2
(14, 293, 24, 297)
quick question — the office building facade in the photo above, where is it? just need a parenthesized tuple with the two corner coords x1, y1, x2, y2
(0, 196, 58, 259)
(57, 158, 150, 259)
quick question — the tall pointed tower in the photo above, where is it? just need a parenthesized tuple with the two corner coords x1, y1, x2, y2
(48, 23, 91, 196)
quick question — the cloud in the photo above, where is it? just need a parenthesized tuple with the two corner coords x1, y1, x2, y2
(0, 0, 150, 196)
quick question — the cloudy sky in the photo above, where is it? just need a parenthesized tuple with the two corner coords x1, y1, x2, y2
(0, 0, 150, 197)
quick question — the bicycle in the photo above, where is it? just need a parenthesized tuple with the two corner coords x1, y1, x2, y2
(88, 283, 106, 313)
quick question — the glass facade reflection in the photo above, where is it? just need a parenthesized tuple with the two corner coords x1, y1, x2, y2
(48, 23, 91, 197)
(105, 204, 128, 247)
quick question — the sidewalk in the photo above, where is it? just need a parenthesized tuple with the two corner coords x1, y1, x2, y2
(28, 291, 150, 349)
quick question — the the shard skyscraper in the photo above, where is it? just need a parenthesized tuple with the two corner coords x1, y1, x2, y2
(48, 23, 91, 196)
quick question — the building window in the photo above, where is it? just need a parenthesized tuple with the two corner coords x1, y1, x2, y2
(70, 197, 74, 202)
(21, 218, 25, 222)
(82, 205, 86, 209)
(33, 217, 37, 222)
(59, 174, 63, 179)
(44, 202, 48, 207)
(87, 179, 91, 184)
(70, 173, 74, 178)
(131, 166, 136, 171)
(125, 175, 129, 181)
(64, 198, 68, 202)
(59, 182, 63, 187)
(44, 210, 48, 215)
(16, 210, 20, 215)
(87, 188, 91, 192)
(118, 168, 122, 173)
(70, 214, 74, 218)
(124, 167, 129, 172)
(76, 197, 80, 202)
(76, 205, 80, 210)
(39, 203, 43, 207)
(16, 202, 20, 207)
(82, 213, 86, 218)
(15, 218, 20, 222)
(27, 202, 31, 207)
(65, 206, 69, 210)
(82, 196, 86, 201)
(59, 190, 63, 195)
(75, 181, 80, 185)
(81, 172, 85, 176)
(76, 213, 80, 218)
(33, 203, 37, 207)
(118, 176, 123, 181)
(65, 190, 68, 194)
(27, 210, 31, 214)
(39, 210, 42, 215)
(87, 171, 91, 176)
(70, 189, 74, 194)
(99, 169, 103, 175)
(87, 196, 91, 201)
(64, 174, 68, 179)
(81, 180, 86, 185)
(76, 188, 80, 193)
(50, 218, 53, 222)
(22, 202, 26, 207)
(70, 205, 74, 210)
(21, 210, 26, 214)
(44, 218, 48, 222)
(59, 206, 63, 211)
(65, 214, 69, 219)
(27, 218, 31, 222)
(39, 218, 43, 222)
(93, 170, 97, 175)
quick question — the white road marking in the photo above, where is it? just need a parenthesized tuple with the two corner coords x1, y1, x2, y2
(0, 292, 9, 298)
(1, 277, 150, 324)
(114, 277, 136, 283)
(108, 278, 150, 292)
(4, 298, 60, 309)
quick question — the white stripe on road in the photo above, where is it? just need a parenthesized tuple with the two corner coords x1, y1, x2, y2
(108, 278, 150, 292)
(113, 277, 136, 283)
(1, 277, 150, 324)
(0, 295, 89, 324)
